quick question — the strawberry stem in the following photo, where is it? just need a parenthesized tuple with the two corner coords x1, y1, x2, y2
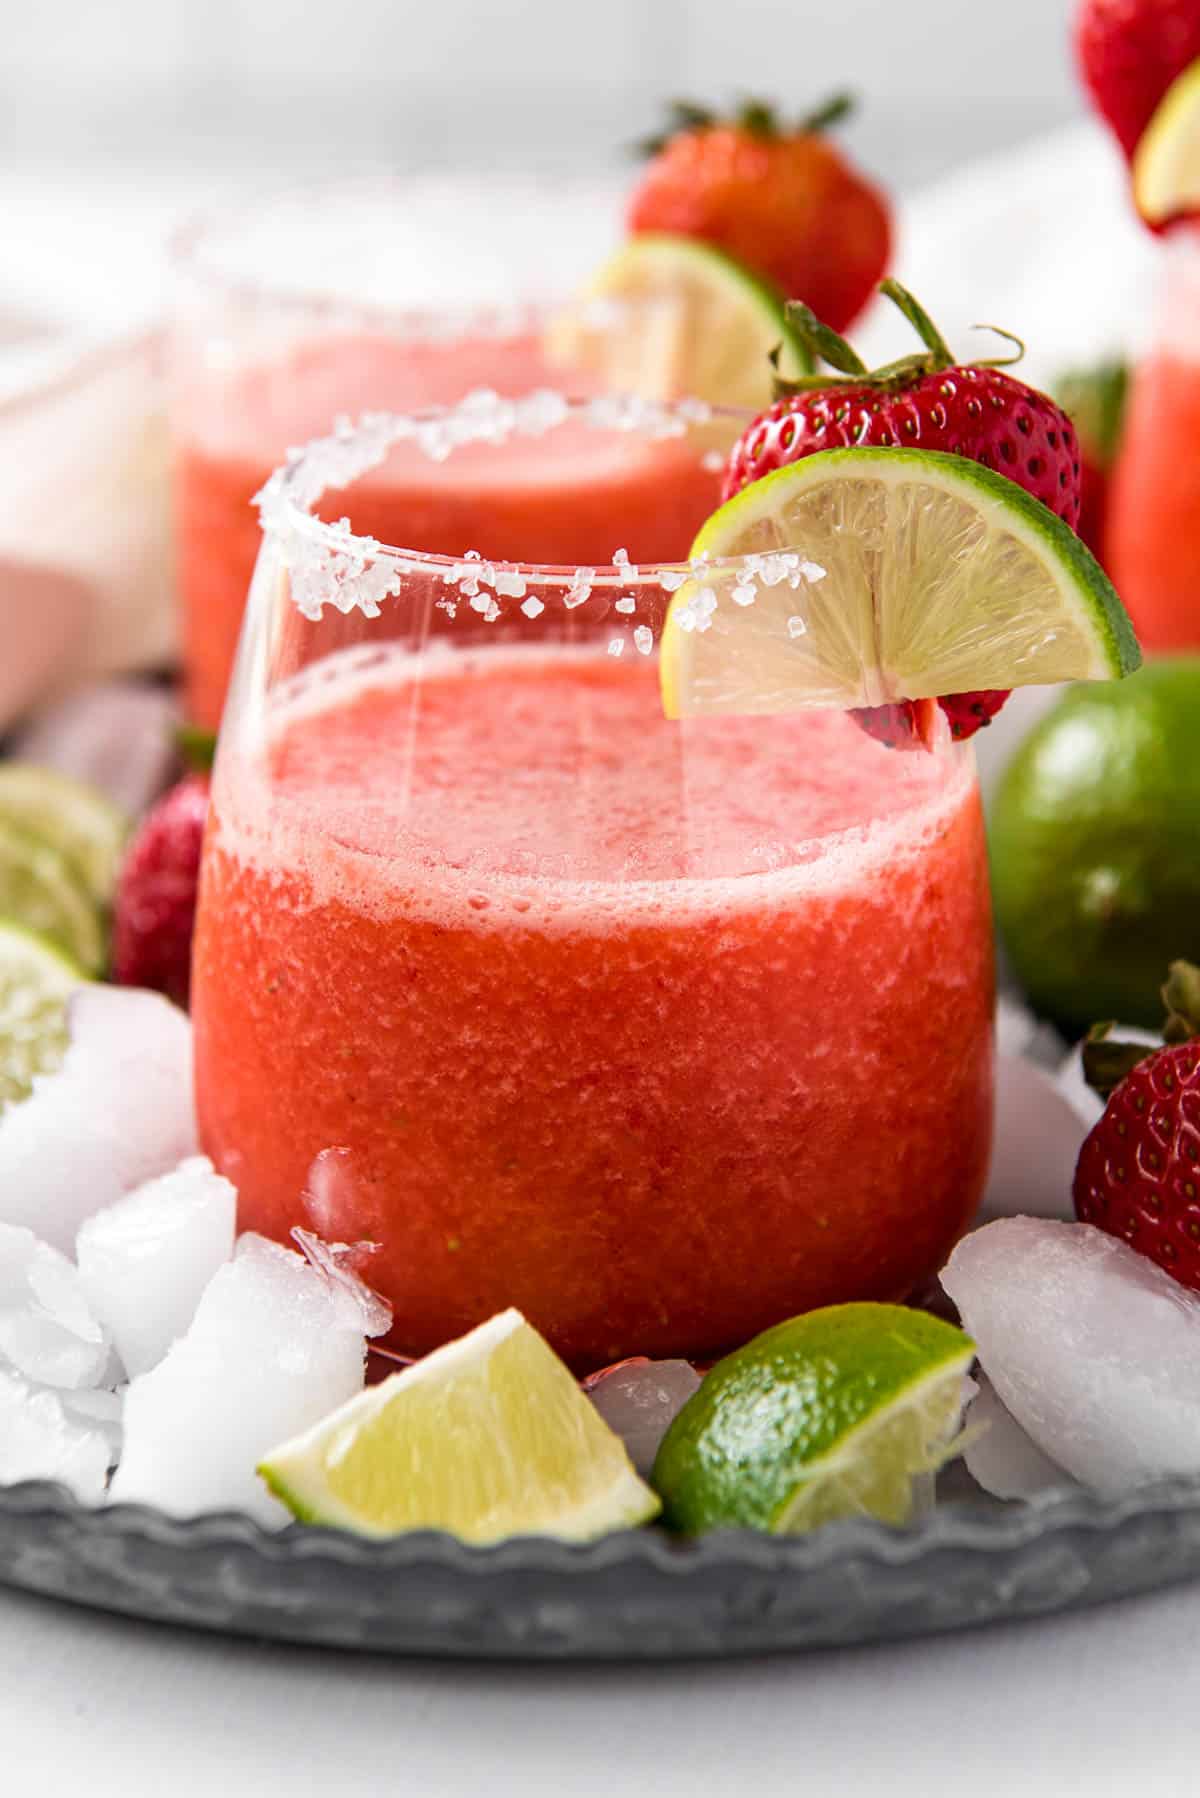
(968, 323, 1027, 369)
(796, 91, 855, 135)
(1081, 961, 1200, 1099)
(783, 302, 869, 377)
(879, 280, 954, 370)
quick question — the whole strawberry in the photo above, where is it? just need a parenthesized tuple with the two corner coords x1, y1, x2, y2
(1074, 0, 1200, 159)
(723, 280, 1083, 745)
(111, 773, 210, 1007)
(628, 95, 891, 333)
(1074, 962, 1200, 1289)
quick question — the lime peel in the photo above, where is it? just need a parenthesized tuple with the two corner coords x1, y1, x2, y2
(652, 1303, 975, 1536)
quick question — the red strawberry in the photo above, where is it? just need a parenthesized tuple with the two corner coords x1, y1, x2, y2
(1074, 0, 1200, 159)
(628, 95, 891, 333)
(1073, 962, 1200, 1289)
(111, 773, 210, 1007)
(723, 281, 1084, 747)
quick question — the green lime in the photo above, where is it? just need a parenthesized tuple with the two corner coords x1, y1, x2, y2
(991, 660, 1200, 1034)
(651, 1303, 974, 1535)
(659, 447, 1140, 721)
(0, 819, 106, 976)
(544, 233, 808, 410)
(0, 919, 84, 1113)
(259, 1308, 660, 1542)
(0, 765, 129, 909)
(1133, 55, 1200, 225)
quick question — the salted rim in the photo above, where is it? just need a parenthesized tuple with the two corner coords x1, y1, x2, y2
(252, 391, 837, 624)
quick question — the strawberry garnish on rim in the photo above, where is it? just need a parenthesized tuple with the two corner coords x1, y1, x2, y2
(722, 280, 1084, 747)
(1075, 961, 1200, 1290)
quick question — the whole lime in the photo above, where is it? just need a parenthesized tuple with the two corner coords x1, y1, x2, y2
(990, 659, 1200, 1035)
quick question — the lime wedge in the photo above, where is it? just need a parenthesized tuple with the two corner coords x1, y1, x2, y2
(659, 446, 1141, 721)
(652, 1303, 975, 1535)
(0, 920, 84, 1114)
(0, 765, 129, 909)
(545, 233, 808, 410)
(1133, 55, 1200, 225)
(259, 1308, 661, 1543)
(0, 819, 106, 975)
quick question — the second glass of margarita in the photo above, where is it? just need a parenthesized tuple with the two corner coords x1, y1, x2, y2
(191, 397, 994, 1368)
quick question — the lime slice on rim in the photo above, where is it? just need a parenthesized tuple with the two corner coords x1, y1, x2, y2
(659, 446, 1140, 721)
(259, 1308, 661, 1542)
(545, 233, 808, 410)
(0, 819, 106, 975)
(0, 764, 129, 909)
(651, 1303, 975, 1535)
(1133, 56, 1200, 226)
(0, 920, 84, 1114)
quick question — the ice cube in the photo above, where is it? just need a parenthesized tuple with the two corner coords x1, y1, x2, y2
(963, 1372, 1076, 1501)
(976, 1052, 1090, 1227)
(109, 1233, 368, 1524)
(1054, 1026, 1161, 1129)
(943, 1217, 1200, 1493)
(583, 1357, 701, 1475)
(0, 986, 196, 1253)
(0, 1366, 111, 1500)
(76, 1157, 237, 1378)
(0, 1223, 110, 1388)
(290, 1228, 392, 1339)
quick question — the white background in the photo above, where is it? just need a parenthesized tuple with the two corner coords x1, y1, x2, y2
(1, 0, 1081, 188)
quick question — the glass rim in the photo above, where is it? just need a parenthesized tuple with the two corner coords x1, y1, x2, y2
(255, 391, 787, 599)
(169, 170, 616, 335)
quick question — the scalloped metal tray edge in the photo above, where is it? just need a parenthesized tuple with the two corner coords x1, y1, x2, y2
(2, 1475, 1200, 1659)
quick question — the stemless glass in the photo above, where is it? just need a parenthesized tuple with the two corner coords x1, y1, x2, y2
(1107, 224, 1200, 653)
(191, 395, 995, 1369)
(170, 173, 678, 730)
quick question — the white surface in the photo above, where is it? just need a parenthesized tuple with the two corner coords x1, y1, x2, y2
(2, 1576, 1199, 1797)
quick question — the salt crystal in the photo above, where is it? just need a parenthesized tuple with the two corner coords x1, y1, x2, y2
(658, 569, 687, 594)
(520, 595, 545, 620)
(607, 638, 624, 657)
(0, 987, 197, 1254)
(0, 1224, 110, 1389)
(786, 616, 807, 640)
(731, 583, 757, 608)
(943, 1217, 1200, 1493)
(584, 1358, 701, 1475)
(76, 1157, 237, 1379)
(110, 1234, 368, 1524)
(633, 626, 653, 657)
(494, 569, 528, 600)
(614, 596, 636, 615)
(0, 1366, 111, 1501)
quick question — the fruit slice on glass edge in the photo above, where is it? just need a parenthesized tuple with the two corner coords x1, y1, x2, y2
(0, 919, 84, 1114)
(1133, 56, 1200, 226)
(652, 1304, 975, 1535)
(659, 447, 1141, 723)
(544, 232, 810, 410)
(259, 1309, 661, 1543)
(0, 764, 129, 911)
